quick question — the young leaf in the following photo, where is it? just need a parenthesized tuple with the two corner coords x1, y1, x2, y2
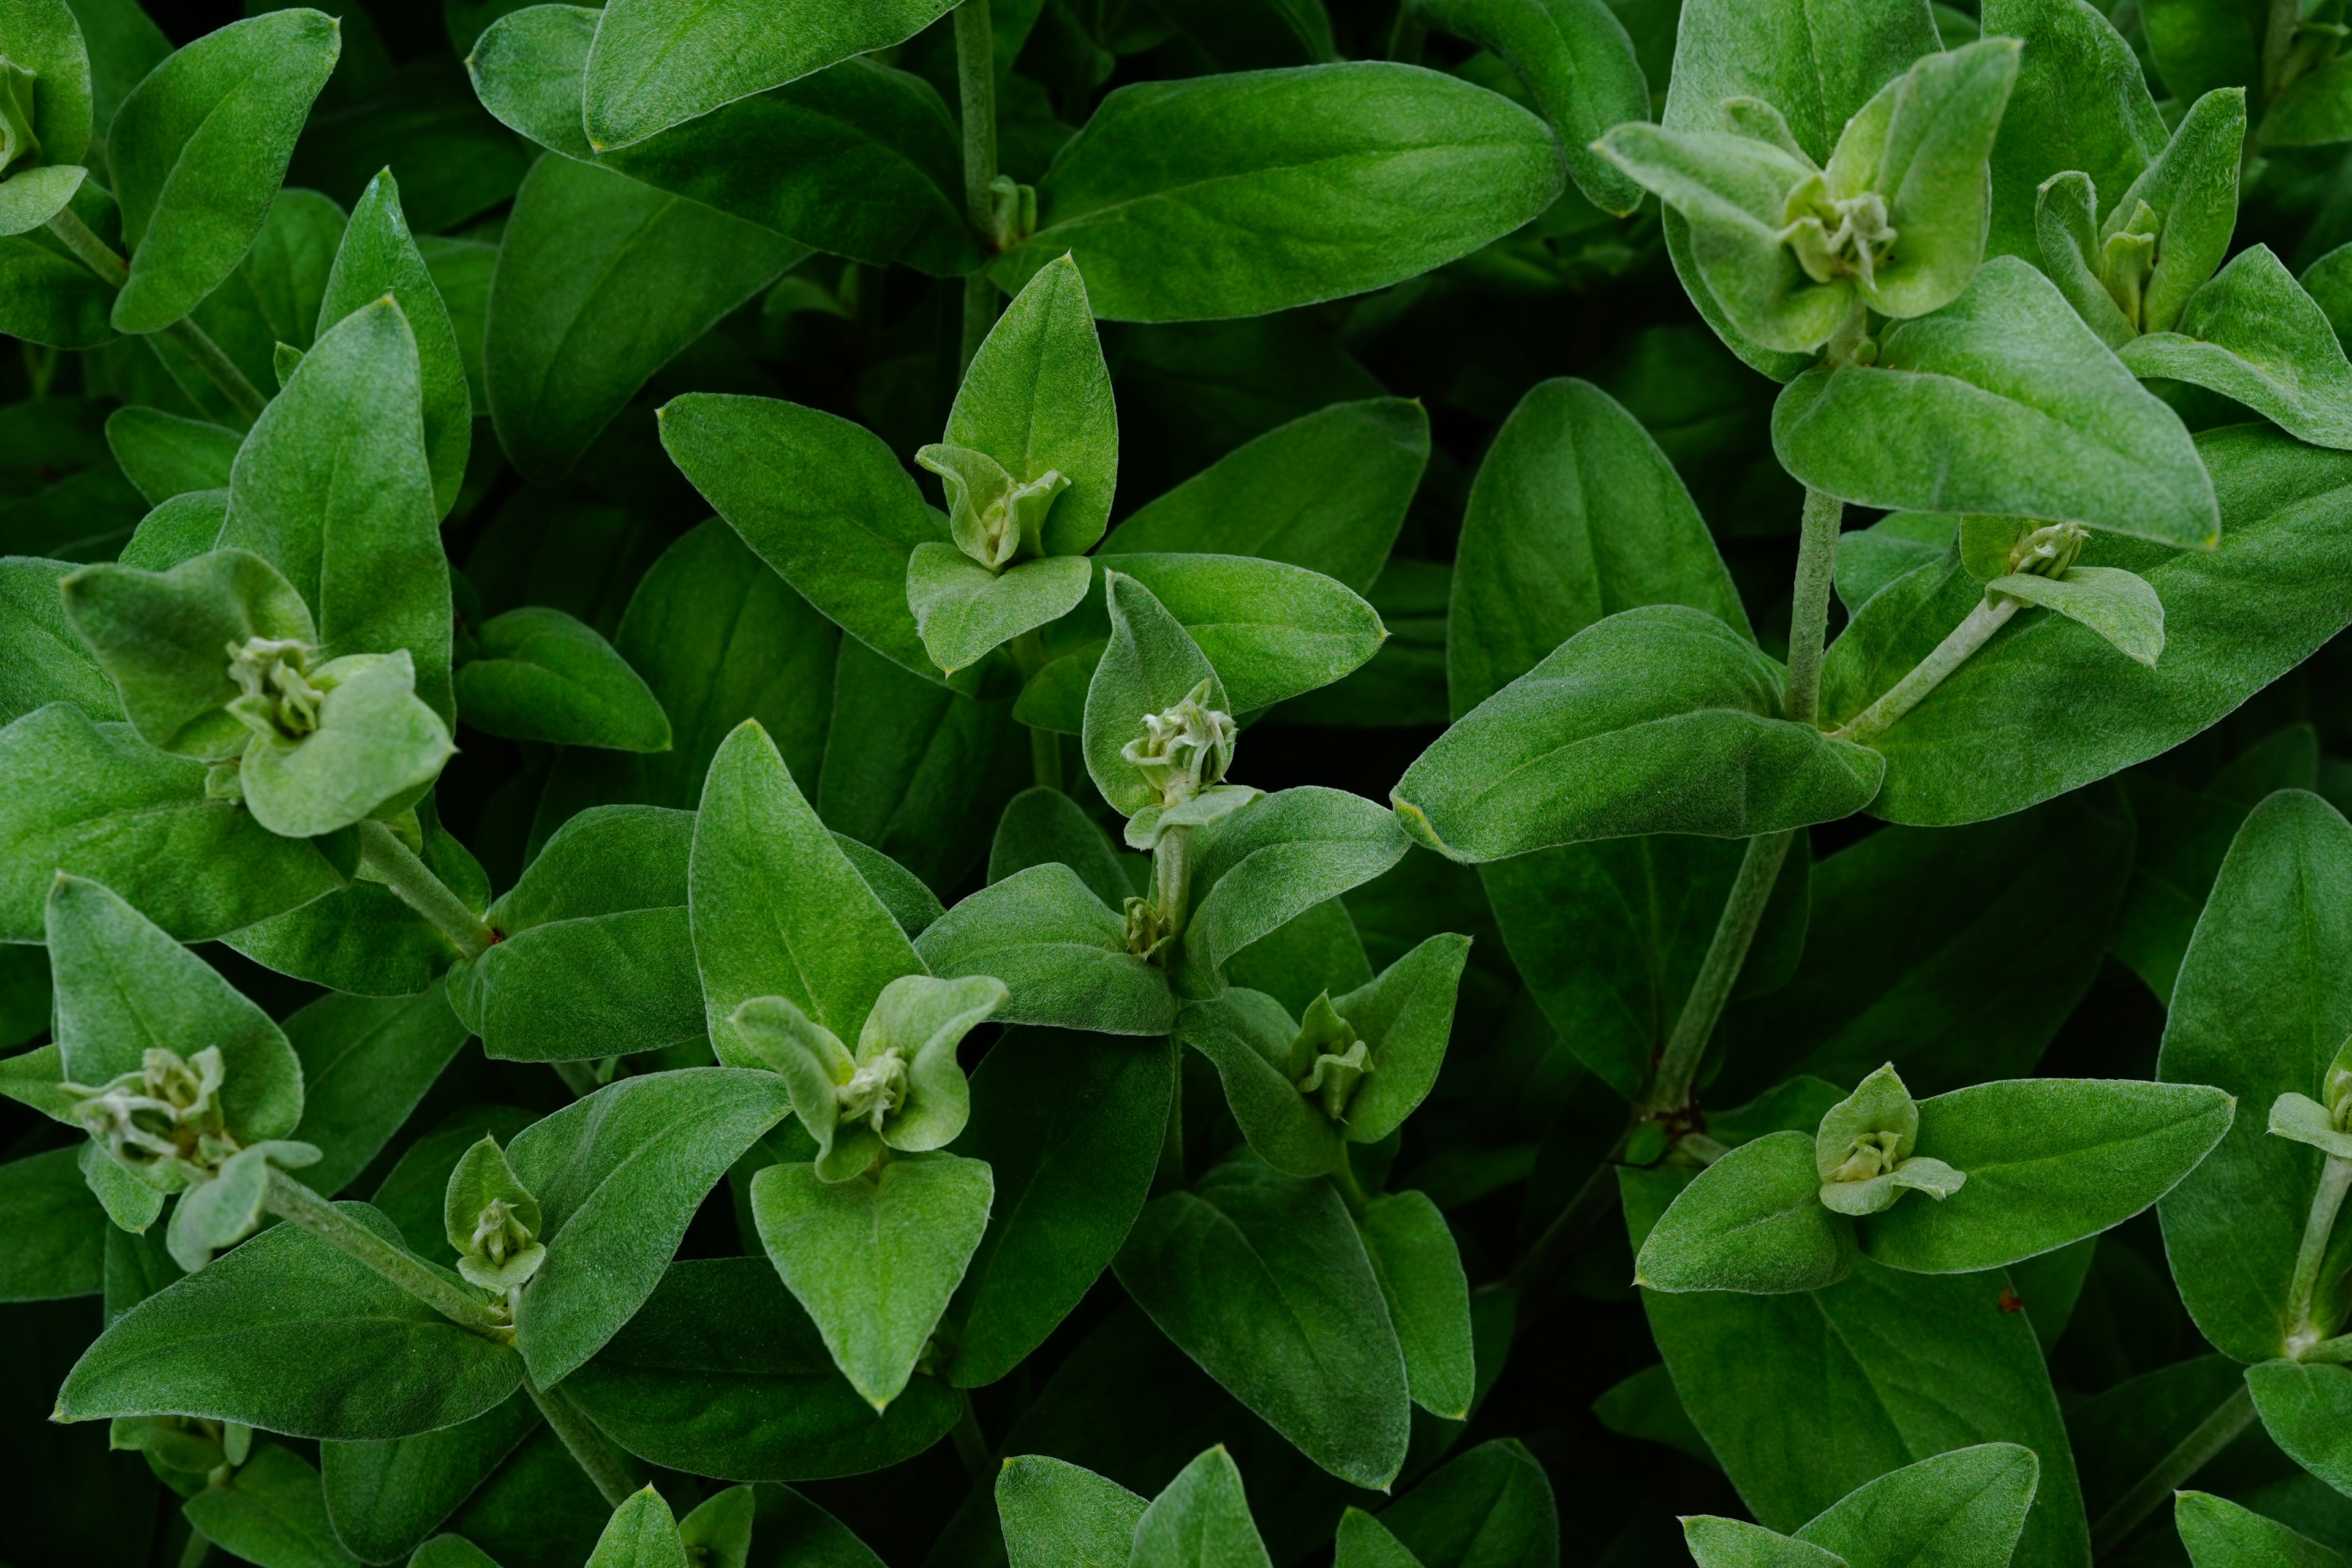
(1635, 1131, 1858, 1294)
(748, 1150, 993, 1410)
(1105, 554, 1388, 714)
(2105, 86, 2245, 337)
(1794, 1443, 2038, 1568)
(1083, 570, 1227, 817)
(997, 1455, 1148, 1568)
(104, 406, 238, 504)
(1177, 787, 1413, 1000)
(586, 1487, 687, 1568)
(2120, 245, 2352, 452)
(1131, 1447, 1273, 1568)
(914, 864, 1174, 1036)
(107, 9, 340, 333)
(989, 64, 1564, 322)
(1981, 0, 2166, 262)
(237, 651, 455, 840)
(454, 606, 671, 753)
(907, 550, 1094, 676)
(2176, 1490, 2350, 1568)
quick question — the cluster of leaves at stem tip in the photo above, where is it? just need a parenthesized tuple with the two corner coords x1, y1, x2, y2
(23, 0, 2352, 1564)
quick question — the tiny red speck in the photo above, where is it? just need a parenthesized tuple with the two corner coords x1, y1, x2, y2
(1997, 1287, 2024, 1313)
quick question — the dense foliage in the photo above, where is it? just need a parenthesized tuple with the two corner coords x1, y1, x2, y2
(18, 0, 2352, 1565)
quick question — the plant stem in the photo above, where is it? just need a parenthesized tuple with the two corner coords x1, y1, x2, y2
(2287, 1155, 2352, 1357)
(1782, 488, 1844, 727)
(263, 1169, 508, 1336)
(549, 1060, 600, 1099)
(954, 0, 1000, 376)
(524, 1371, 639, 1507)
(1155, 825, 1196, 937)
(1833, 596, 2019, 746)
(1008, 629, 1064, 791)
(949, 1392, 992, 1482)
(1643, 830, 1793, 1114)
(356, 820, 496, 960)
(2088, 1384, 2255, 1556)
(43, 204, 267, 422)
(178, 1525, 211, 1568)
(1329, 1150, 1374, 1217)
(1153, 1066, 1185, 1197)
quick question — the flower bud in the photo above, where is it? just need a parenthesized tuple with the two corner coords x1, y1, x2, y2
(225, 635, 327, 743)
(1292, 994, 1373, 1123)
(837, 1047, 910, 1136)
(0, 59, 39, 174)
(1121, 678, 1237, 808)
(1781, 177, 1898, 290)
(2007, 521, 2088, 578)
(64, 1046, 234, 1182)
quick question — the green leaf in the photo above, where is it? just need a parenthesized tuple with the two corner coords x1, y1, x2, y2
(2248, 1361, 2352, 1498)
(1359, 1191, 1474, 1420)
(506, 1067, 791, 1384)
(2161, 791, 2352, 1363)
(2111, 86, 2245, 337)
(469, 7, 973, 277)
(1794, 1444, 2038, 1568)
(1178, 787, 1412, 1000)
(285, 984, 470, 1197)
(226, 799, 483, 997)
(997, 1455, 1148, 1568)
(0, 179, 119, 348)
(1447, 375, 1749, 719)
(2121, 246, 2352, 451)
(0, 0, 92, 169)
(1369, 1438, 1559, 1568)
(1847, 429, 2352, 824)
(0, 555, 118, 724)
(1986, 565, 2164, 666)
(2176, 1489, 2351, 1568)
(908, 550, 1095, 676)
(0, 703, 349, 941)
(561, 1256, 960, 1480)
(1224, 898, 1373, 1020)
(1408, 0, 1645, 214)
(988, 785, 1132, 913)
(121, 488, 231, 570)
(1683, 1520, 1842, 1568)
(1084, 570, 1226, 818)
(692, 718, 924, 1065)
(1096, 398, 1428, 594)
(178, 186, 344, 418)
(1635, 1131, 1858, 1294)
(486, 155, 798, 484)
(1115, 1155, 1411, 1490)
(580, 0, 954, 151)
(48, 872, 303, 1142)
(2266, 58, 2352, 147)
(1131, 1446, 1273, 1568)
(989, 64, 1563, 323)
(239, 651, 456, 840)
(0, 1146, 104, 1300)
(1333, 1510, 1427, 1568)
(107, 10, 340, 334)
(321, 1393, 538, 1566)
(586, 1487, 685, 1568)
(317, 168, 471, 519)
(749, 1150, 993, 1411)
(660, 393, 946, 684)
(183, 1444, 361, 1568)
(104, 406, 238, 504)
(56, 1201, 521, 1439)
(1774, 258, 2219, 548)
(456, 606, 671, 752)
(915, 864, 1172, 1035)
(1981, 0, 2166, 262)
(946, 1029, 1175, 1389)
(1392, 606, 1884, 862)
(220, 295, 453, 726)
(949, 254, 1117, 558)
(1178, 990, 1343, 1177)
(1106, 554, 1388, 715)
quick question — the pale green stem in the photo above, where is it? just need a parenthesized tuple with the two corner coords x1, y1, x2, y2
(1154, 823, 1196, 937)
(949, 1392, 992, 1482)
(523, 1371, 638, 1508)
(1329, 1150, 1374, 1217)
(2087, 1384, 2255, 1557)
(2287, 1155, 2352, 1358)
(1782, 488, 1844, 727)
(1833, 596, 2019, 746)
(954, 0, 1000, 376)
(1643, 829, 1794, 1114)
(1008, 628, 1063, 791)
(263, 1167, 508, 1336)
(43, 203, 267, 422)
(356, 820, 495, 960)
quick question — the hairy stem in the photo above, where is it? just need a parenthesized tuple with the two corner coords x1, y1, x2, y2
(1008, 629, 1064, 791)
(524, 1372, 639, 1508)
(2088, 1384, 2254, 1556)
(263, 1169, 508, 1336)
(949, 1392, 992, 1482)
(1155, 824, 1197, 938)
(1782, 488, 1844, 727)
(1834, 596, 2018, 745)
(178, 1525, 211, 1568)
(2288, 1155, 2352, 1357)
(954, 0, 1000, 376)
(356, 820, 495, 960)
(1644, 830, 1794, 1114)
(1329, 1149, 1374, 1217)
(43, 205, 267, 422)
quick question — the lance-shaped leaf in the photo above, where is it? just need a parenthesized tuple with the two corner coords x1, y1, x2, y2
(470, 7, 973, 277)
(2103, 86, 2244, 337)
(2120, 246, 2352, 451)
(581, 0, 955, 151)
(586, 1487, 687, 1568)
(317, 168, 471, 519)
(1795, 1443, 2040, 1568)
(660, 393, 947, 683)
(455, 606, 671, 752)
(283, 982, 472, 1196)
(486, 155, 800, 485)
(506, 1066, 792, 1384)
(998, 1456, 1148, 1568)
(1982, 0, 2166, 262)
(749, 1150, 993, 1411)
(1774, 258, 2219, 548)
(1114, 1155, 1411, 1490)
(106, 9, 338, 333)
(1177, 787, 1413, 1000)
(2176, 1490, 2350, 1568)
(1683, 1519, 1844, 1568)
(219, 296, 453, 726)
(1083, 570, 1227, 818)
(987, 785, 1133, 913)
(1377, 1440, 1559, 1567)
(1393, 606, 1884, 862)
(1178, 990, 1345, 1178)
(690, 719, 926, 1066)
(1359, 1191, 1475, 1421)
(915, 864, 1173, 1036)
(58, 546, 315, 759)
(1131, 1447, 1275, 1568)
(562, 1257, 960, 1480)
(56, 1202, 521, 1439)
(1635, 1130, 1858, 1294)
(1107, 554, 1387, 715)
(0, 703, 349, 943)
(989, 63, 1563, 323)
(104, 407, 238, 504)
(182, 1444, 355, 1568)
